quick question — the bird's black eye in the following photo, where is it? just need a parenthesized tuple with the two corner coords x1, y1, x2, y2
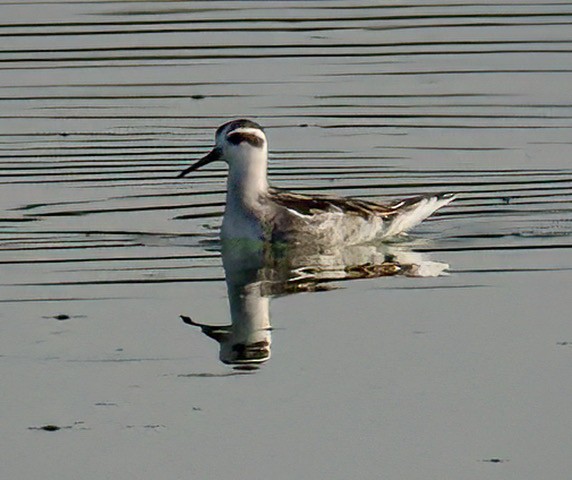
(227, 132, 264, 148)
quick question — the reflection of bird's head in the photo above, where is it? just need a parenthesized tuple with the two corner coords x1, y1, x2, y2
(221, 339, 271, 365)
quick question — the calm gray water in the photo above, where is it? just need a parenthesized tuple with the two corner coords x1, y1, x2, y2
(1, 1, 572, 479)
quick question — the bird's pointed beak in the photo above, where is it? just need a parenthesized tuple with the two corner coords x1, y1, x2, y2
(177, 147, 222, 178)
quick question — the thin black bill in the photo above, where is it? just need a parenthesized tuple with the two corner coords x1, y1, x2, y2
(177, 147, 222, 178)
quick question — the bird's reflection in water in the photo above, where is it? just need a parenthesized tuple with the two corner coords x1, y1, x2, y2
(181, 239, 450, 370)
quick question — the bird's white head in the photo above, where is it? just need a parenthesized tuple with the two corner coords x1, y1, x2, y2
(177, 119, 267, 178)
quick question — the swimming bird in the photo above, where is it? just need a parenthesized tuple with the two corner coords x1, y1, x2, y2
(177, 119, 455, 245)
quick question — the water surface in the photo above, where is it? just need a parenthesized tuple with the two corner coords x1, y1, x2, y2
(1, 1, 572, 479)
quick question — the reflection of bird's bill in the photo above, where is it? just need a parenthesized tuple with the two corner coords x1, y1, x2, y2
(177, 147, 222, 178)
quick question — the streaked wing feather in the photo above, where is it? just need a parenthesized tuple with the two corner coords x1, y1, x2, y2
(268, 187, 403, 218)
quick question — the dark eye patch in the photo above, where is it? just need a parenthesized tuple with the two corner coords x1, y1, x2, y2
(227, 132, 264, 148)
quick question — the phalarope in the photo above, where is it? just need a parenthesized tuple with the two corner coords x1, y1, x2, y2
(178, 119, 455, 245)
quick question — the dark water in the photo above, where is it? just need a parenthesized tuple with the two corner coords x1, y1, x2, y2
(2, 1, 572, 479)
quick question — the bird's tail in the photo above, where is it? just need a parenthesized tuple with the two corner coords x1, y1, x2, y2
(382, 193, 456, 238)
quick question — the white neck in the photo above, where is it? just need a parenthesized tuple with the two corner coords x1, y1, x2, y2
(221, 147, 269, 240)
(226, 147, 269, 207)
